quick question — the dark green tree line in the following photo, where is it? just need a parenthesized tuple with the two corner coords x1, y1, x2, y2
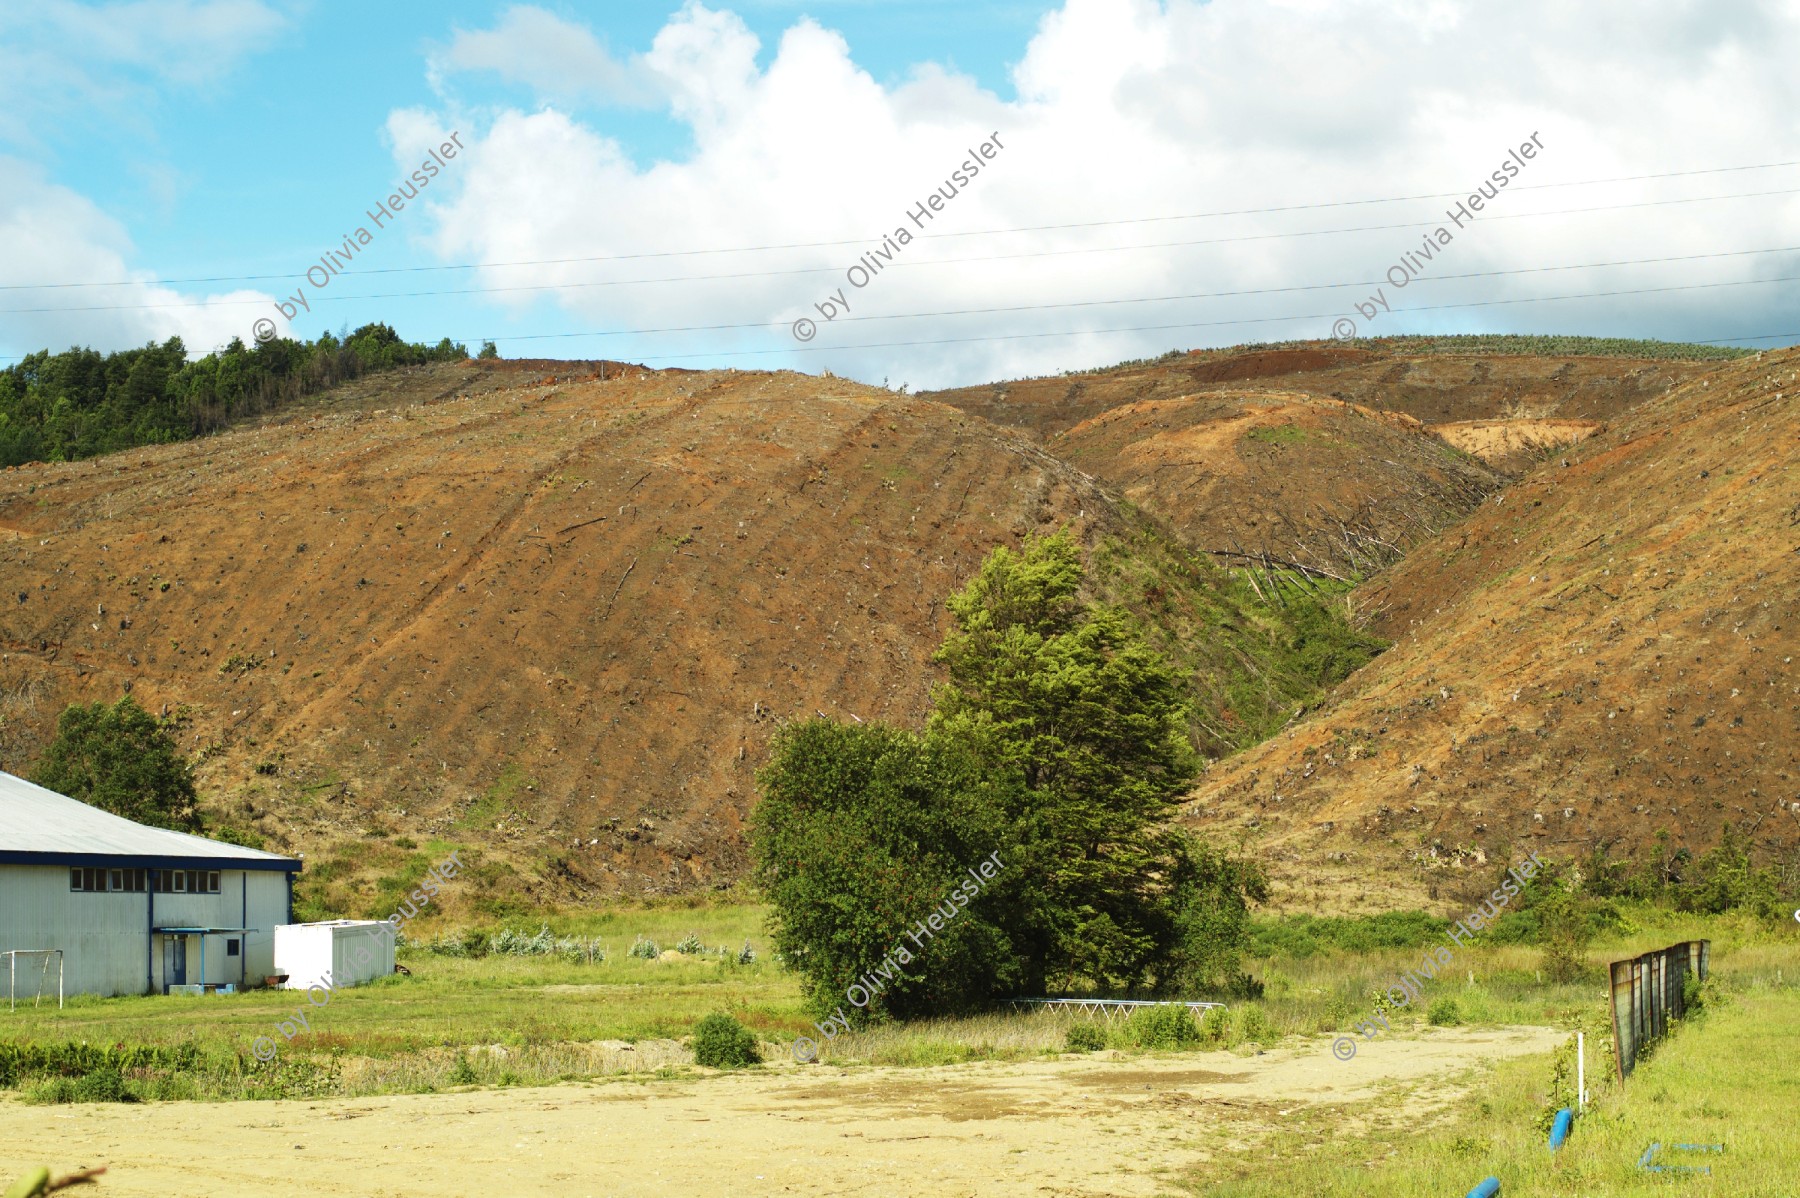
(0, 323, 467, 466)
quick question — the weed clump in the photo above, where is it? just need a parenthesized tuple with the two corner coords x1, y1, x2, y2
(1234, 1005, 1274, 1046)
(1064, 1022, 1108, 1052)
(1124, 1006, 1202, 1050)
(690, 1013, 761, 1069)
(1428, 997, 1463, 1026)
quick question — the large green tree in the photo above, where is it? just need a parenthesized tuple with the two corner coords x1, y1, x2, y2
(754, 531, 1267, 1023)
(30, 696, 202, 833)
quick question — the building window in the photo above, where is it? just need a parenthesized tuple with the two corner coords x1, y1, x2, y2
(67, 867, 201, 894)
(226, 939, 240, 957)
(69, 867, 145, 893)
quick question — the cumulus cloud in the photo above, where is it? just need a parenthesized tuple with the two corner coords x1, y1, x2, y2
(404, 0, 1800, 388)
(0, 156, 273, 357)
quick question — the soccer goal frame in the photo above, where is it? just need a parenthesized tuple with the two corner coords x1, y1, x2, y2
(3, 949, 64, 1010)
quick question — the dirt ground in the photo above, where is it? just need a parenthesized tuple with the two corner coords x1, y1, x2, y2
(0, 1026, 1562, 1197)
(1185, 348, 1800, 914)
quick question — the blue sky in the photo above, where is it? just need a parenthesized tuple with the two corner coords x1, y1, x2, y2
(4, 1, 1798, 387)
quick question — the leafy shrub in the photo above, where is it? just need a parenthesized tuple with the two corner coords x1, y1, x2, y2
(449, 1055, 478, 1085)
(736, 940, 757, 965)
(1200, 1006, 1232, 1045)
(690, 1013, 761, 1069)
(28, 1066, 139, 1105)
(628, 936, 660, 960)
(1124, 1005, 1202, 1050)
(1065, 1022, 1108, 1052)
(1427, 997, 1463, 1026)
(0, 1040, 202, 1088)
(673, 934, 705, 956)
(1249, 910, 1444, 959)
(1234, 1005, 1273, 1045)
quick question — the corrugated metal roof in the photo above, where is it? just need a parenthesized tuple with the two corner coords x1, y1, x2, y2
(0, 771, 298, 868)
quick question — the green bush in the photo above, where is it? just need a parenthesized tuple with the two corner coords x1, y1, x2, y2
(1427, 997, 1463, 1026)
(1248, 910, 1443, 958)
(690, 1013, 761, 1069)
(1200, 1006, 1232, 1045)
(1065, 1022, 1108, 1052)
(1124, 1005, 1202, 1050)
(27, 1066, 139, 1105)
(628, 936, 660, 960)
(1234, 1005, 1273, 1046)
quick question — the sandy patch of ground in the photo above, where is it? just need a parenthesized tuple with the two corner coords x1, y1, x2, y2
(0, 1025, 1562, 1197)
(1428, 417, 1604, 467)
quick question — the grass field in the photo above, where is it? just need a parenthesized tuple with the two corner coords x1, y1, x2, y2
(3, 903, 1797, 1195)
(1185, 979, 1800, 1196)
(2, 903, 1792, 1105)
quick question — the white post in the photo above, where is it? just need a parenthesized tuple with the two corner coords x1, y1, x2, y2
(1577, 1031, 1586, 1110)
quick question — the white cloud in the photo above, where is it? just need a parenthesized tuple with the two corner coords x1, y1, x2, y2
(387, 1, 1800, 384)
(429, 5, 654, 107)
(0, 156, 273, 359)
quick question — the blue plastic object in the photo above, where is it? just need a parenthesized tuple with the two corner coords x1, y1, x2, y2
(1638, 1142, 1722, 1176)
(1465, 1178, 1500, 1198)
(1548, 1107, 1573, 1150)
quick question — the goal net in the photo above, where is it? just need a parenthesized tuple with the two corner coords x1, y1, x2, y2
(3, 949, 64, 1010)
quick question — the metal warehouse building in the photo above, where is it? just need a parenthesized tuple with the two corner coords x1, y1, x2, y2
(0, 771, 302, 998)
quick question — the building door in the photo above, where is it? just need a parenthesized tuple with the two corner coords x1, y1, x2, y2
(165, 936, 187, 988)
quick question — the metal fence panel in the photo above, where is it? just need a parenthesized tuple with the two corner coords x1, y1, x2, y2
(1610, 939, 1708, 1083)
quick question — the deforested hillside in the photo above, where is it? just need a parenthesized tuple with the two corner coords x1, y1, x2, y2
(925, 338, 1732, 440)
(1181, 348, 1800, 913)
(0, 361, 1366, 909)
(1046, 389, 1504, 580)
(925, 338, 1732, 577)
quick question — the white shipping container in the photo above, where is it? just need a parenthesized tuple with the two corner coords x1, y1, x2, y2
(273, 920, 394, 990)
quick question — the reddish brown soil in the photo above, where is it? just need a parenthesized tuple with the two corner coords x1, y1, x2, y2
(925, 344, 1720, 577)
(926, 343, 1718, 439)
(0, 363, 1142, 901)
(0, 343, 1782, 913)
(1181, 349, 1800, 912)
(1047, 388, 1502, 578)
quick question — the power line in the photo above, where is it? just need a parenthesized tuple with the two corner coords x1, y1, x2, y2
(471, 273, 1800, 359)
(364, 245, 1798, 343)
(3, 158, 1799, 292)
(1696, 331, 1800, 344)
(5, 187, 1798, 316)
